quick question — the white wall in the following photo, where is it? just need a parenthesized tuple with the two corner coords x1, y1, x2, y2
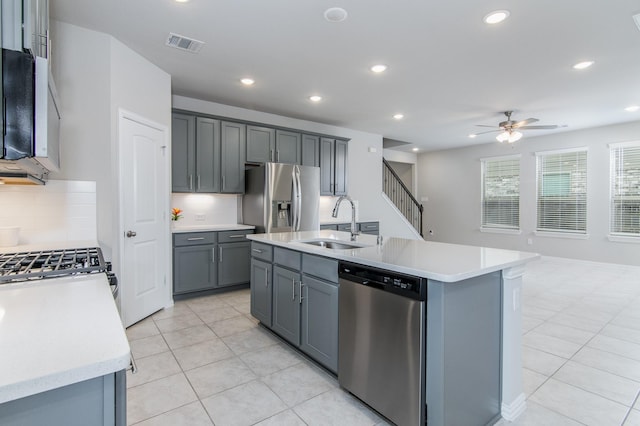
(172, 96, 419, 239)
(417, 120, 640, 266)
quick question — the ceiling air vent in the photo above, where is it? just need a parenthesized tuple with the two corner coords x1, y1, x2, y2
(165, 33, 205, 53)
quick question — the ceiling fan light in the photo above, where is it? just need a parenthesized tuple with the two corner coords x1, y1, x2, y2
(508, 131, 523, 143)
(496, 131, 510, 143)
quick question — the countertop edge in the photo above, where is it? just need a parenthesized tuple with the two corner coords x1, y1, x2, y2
(246, 232, 539, 282)
(171, 224, 255, 233)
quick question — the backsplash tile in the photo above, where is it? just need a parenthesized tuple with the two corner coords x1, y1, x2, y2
(0, 180, 97, 245)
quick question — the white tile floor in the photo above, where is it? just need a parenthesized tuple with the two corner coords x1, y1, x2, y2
(125, 256, 640, 426)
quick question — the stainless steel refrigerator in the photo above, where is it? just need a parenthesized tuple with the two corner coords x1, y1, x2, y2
(243, 163, 320, 233)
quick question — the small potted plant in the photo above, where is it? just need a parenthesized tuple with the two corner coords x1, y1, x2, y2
(171, 208, 183, 228)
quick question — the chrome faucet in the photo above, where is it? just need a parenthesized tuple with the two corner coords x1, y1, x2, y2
(332, 195, 360, 240)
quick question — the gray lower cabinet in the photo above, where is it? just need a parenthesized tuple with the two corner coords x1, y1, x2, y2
(173, 244, 217, 294)
(252, 244, 339, 373)
(250, 258, 272, 326)
(173, 230, 252, 295)
(0, 370, 126, 426)
(319, 224, 338, 231)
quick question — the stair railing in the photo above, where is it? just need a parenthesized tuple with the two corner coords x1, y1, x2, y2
(382, 158, 423, 236)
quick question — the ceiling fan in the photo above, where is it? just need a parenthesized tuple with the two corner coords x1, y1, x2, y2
(474, 111, 567, 143)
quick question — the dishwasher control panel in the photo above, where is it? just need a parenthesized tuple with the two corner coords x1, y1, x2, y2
(339, 262, 426, 301)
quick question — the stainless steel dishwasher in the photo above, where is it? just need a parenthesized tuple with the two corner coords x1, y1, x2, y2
(338, 261, 427, 426)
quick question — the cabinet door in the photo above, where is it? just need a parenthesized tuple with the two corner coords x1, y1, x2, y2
(173, 245, 216, 294)
(319, 137, 335, 195)
(272, 265, 301, 346)
(275, 130, 301, 164)
(301, 134, 320, 167)
(171, 113, 196, 192)
(218, 242, 251, 287)
(301, 275, 339, 373)
(195, 117, 221, 192)
(246, 125, 275, 163)
(221, 121, 246, 193)
(250, 259, 272, 326)
(334, 139, 348, 195)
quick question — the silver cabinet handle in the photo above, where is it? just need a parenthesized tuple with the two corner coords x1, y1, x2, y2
(222, 176, 226, 190)
(189, 175, 193, 190)
(219, 246, 223, 263)
(252, 248, 263, 253)
(299, 282, 305, 305)
(292, 278, 296, 301)
(187, 237, 205, 241)
(276, 150, 280, 162)
(197, 174, 201, 190)
(211, 248, 216, 263)
(227, 235, 245, 238)
(126, 230, 137, 238)
(270, 149, 274, 162)
(265, 268, 268, 287)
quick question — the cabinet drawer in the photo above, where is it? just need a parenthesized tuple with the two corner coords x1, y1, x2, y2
(302, 254, 338, 283)
(174, 232, 217, 246)
(359, 222, 379, 233)
(320, 224, 338, 231)
(274, 247, 301, 270)
(251, 242, 273, 262)
(218, 229, 253, 243)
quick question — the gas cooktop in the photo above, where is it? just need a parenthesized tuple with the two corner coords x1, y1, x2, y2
(0, 247, 107, 284)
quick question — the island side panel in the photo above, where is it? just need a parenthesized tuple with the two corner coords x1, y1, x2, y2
(426, 272, 502, 426)
(500, 265, 527, 420)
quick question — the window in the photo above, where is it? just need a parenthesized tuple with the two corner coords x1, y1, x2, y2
(481, 156, 520, 230)
(610, 142, 640, 237)
(536, 148, 587, 233)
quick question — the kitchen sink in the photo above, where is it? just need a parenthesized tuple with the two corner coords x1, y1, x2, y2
(295, 239, 371, 250)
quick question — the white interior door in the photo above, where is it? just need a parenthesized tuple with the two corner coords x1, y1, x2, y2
(120, 113, 168, 327)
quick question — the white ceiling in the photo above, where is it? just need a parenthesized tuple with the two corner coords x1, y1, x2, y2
(51, 0, 640, 152)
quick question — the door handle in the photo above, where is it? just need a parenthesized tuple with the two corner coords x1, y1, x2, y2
(299, 282, 305, 304)
(212, 248, 216, 263)
(292, 278, 296, 301)
(126, 230, 137, 238)
(265, 268, 269, 287)
(219, 247, 223, 263)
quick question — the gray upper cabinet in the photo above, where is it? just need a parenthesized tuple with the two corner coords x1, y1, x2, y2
(172, 113, 196, 192)
(220, 121, 246, 193)
(301, 134, 320, 167)
(320, 137, 348, 195)
(275, 130, 301, 164)
(196, 117, 221, 193)
(246, 125, 275, 163)
(334, 139, 348, 195)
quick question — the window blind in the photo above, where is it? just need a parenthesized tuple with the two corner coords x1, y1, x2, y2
(536, 149, 587, 233)
(610, 143, 640, 236)
(482, 157, 520, 229)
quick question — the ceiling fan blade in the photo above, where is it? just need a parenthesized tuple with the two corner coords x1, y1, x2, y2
(475, 124, 498, 128)
(513, 118, 539, 128)
(519, 124, 567, 130)
(473, 129, 501, 135)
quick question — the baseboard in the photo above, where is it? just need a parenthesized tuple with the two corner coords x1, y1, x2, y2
(501, 393, 527, 421)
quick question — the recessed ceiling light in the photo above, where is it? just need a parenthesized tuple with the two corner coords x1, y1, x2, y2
(240, 78, 255, 86)
(483, 10, 510, 24)
(324, 7, 348, 23)
(625, 105, 640, 112)
(174, 0, 189, 3)
(412, 148, 419, 152)
(573, 61, 594, 70)
(468, 134, 477, 138)
(371, 64, 387, 73)
(309, 95, 322, 102)
(393, 113, 404, 120)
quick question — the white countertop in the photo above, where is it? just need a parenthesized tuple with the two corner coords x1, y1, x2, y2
(247, 230, 539, 282)
(172, 224, 255, 233)
(0, 274, 131, 404)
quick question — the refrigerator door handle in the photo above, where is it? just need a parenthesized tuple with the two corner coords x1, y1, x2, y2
(294, 166, 302, 231)
(291, 166, 299, 231)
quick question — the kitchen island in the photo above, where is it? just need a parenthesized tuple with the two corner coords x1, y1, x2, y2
(0, 246, 130, 425)
(247, 230, 539, 426)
